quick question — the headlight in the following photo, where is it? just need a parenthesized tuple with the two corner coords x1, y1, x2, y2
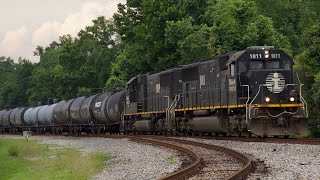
(265, 97, 270, 102)
(264, 50, 269, 58)
(289, 97, 295, 102)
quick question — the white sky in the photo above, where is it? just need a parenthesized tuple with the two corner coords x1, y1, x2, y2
(0, 0, 125, 63)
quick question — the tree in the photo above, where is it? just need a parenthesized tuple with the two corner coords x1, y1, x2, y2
(110, 0, 291, 84)
(0, 57, 34, 108)
(253, 0, 320, 55)
(28, 16, 119, 102)
(295, 23, 320, 137)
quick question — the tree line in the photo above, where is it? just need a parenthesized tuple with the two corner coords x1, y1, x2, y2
(0, 0, 319, 136)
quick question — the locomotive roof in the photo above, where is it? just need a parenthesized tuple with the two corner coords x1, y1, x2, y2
(226, 50, 245, 66)
(226, 46, 278, 66)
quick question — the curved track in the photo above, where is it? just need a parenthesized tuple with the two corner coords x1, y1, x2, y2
(138, 135, 252, 180)
(54, 134, 253, 179)
(124, 135, 202, 180)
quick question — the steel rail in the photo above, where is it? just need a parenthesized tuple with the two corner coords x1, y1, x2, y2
(139, 135, 252, 180)
(127, 136, 202, 180)
(78, 134, 202, 180)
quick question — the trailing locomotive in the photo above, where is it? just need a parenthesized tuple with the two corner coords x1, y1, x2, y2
(0, 46, 308, 137)
(123, 46, 308, 137)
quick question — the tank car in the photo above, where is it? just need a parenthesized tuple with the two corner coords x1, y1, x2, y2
(123, 46, 308, 137)
(69, 96, 86, 124)
(24, 108, 34, 126)
(79, 94, 100, 124)
(0, 110, 7, 132)
(52, 99, 75, 133)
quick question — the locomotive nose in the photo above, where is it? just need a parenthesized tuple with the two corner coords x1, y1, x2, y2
(276, 116, 286, 126)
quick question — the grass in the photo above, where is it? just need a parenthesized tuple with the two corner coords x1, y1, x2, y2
(167, 154, 176, 165)
(0, 138, 110, 180)
(289, 131, 312, 138)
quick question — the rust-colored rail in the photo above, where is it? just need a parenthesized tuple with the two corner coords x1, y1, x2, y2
(192, 136, 320, 145)
(79, 134, 202, 180)
(33, 133, 253, 179)
(126, 136, 202, 180)
(140, 136, 252, 180)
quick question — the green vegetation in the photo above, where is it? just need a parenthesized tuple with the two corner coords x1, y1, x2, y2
(0, 0, 319, 136)
(167, 154, 177, 165)
(0, 138, 110, 180)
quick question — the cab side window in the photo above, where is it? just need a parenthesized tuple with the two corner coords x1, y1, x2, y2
(230, 63, 235, 77)
(238, 61, 247, 73)
(283, 60, 292, 70)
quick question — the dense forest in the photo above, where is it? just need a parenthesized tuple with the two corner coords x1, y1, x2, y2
(0, 0, 319, 136)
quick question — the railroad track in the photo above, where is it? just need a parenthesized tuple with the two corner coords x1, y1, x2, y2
(71, 134, 253, 179)
(190, 136, 320, 145)
(124, 135, 202, 180)
(137, 135, 252, 180)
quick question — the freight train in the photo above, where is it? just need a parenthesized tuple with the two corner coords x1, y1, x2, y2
(0, 46, 308, 137)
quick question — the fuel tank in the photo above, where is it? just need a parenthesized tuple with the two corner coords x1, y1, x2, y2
(135, 120, 152, 132)
(189, 116, 228, 133)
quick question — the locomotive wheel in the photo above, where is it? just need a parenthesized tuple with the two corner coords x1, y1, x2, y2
(215, 133, 219, 136)
(284, 135, 290, 139)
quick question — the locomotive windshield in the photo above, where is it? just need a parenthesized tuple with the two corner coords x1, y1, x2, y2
(250, 60, 263, 69)
(266, 60, 280, 69)
(250, 59, 291, 70)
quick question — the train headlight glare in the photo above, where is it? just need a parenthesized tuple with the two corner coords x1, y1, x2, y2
(265, 97, 270, 102)
(289, 97, 295, 102)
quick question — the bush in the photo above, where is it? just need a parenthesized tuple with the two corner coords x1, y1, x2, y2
(8, 145, 19, 157)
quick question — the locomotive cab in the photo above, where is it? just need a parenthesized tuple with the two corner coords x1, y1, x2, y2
(232, 46, 308, 136)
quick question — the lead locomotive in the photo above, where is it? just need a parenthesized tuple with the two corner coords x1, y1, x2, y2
(123, 46, 308, 137)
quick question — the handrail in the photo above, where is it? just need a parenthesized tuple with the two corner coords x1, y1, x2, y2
(164, 96, 171, 130)
(299, 84, 308, 118)
(248, 83, 308, 119)
(296, 73, 308, 118)
(248, 84, 265, 119)
(241, 85, 250, 124)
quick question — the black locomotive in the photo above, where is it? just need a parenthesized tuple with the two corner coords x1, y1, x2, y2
(0, 46, 308, 137)
(123, 46, 308, 136)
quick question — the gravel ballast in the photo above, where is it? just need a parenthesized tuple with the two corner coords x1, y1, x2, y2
(2, 134, 319, 179)
(1, 135, 181, 180)
(181, 137, 320, 180)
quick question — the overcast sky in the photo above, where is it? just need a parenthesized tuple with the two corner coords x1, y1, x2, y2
(0, 0, 125, 63)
